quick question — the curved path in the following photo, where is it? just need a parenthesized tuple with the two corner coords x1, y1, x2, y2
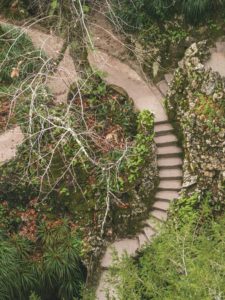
(0, 18, 77, 165)
(88, 50, 183, 299)
(1, 15, 225, 300)
(205, 39, 225, 76)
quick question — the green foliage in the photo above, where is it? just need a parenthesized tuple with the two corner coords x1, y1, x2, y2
(49, 0, 59, 15)
(0, 0, 28, 17)
(166, 26, 187, 44)
(0, 24, 46, 84)
(0, 235, 36, 300)
(126, 110, 154, 184)
(114, 0, 225, 26)
(29, 292, 41, 300)
(193, 93, 225, 133)
(36, 221, 85, 300)
(170, 192, 212, 226)
(110, 195, 225, 300)
(182, 0, 225, 22)
(0, 220, 85, 300)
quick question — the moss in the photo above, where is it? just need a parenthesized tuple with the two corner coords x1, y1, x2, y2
(165, 42, 225, 206)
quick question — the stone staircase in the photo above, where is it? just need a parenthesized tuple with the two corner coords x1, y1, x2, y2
(0, 18, 183, 298)
(0, 126, 24, 165)
(95, 73, 183, 299)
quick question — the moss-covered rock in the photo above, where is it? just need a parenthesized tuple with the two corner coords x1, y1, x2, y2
(166, 41, 225, 208)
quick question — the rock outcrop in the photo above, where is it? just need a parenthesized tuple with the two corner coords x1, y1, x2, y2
(166, 41, 225, 204)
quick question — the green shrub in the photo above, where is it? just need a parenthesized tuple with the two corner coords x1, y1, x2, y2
(126, 110, 154, 184)
(0, 220, 85, 300)
(182, 0, 225, 22)
(109, 195, 225, 300)
(0, 235, 36, 300)
(0, 24, 46, 85)
(35, 220, 85, 300)
(113, 0, 225, 26)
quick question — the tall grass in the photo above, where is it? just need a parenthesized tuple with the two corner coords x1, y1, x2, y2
(109, 196, 225, 300)
(0, 221, 86, 300)
(113, 0, 225, 26)
(182, 0, 225, 22)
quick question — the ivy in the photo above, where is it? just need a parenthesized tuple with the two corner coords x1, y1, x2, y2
(126, 110, 154, 184)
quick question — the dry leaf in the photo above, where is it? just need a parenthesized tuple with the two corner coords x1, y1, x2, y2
(11, 67, 20, 78)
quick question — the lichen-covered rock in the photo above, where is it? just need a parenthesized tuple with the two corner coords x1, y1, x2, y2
(166, 41, 225, 206)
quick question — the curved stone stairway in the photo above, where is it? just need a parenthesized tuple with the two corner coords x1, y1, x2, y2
(88, 50, 183, 299)
(1, 15, 224, 300)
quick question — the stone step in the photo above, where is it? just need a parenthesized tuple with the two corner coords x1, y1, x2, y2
(158, 179, 182, 191)
(154, 134, 178, 147)
(157, 145, 182, 157)
(154, 119, 169, 125)
(101, 238, 139, 269)
(0, 126, 24, 164)
(159, 168, 183, 180)
(152, 200, 170, 211)
(154, 123, 174, 136)
(164, 73, 173, 85)
(96, 270, 117, 300)
(157, 157, 182, 168)
(155, 129, 174, 137)
(157, 79, 169, 96)
(155, 190, 179, 201)
(137, 233, 149, 248)
(155, 123, 173, 131)
(144, 217, 163, 231)
(142, 226, 155, 241)
(151, 209, 167, 221)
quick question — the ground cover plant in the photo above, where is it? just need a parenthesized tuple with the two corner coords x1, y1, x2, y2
(108, 193, 225, 300)
(0, 216, 85, 300)
(109, 0, 225, 80)
(0, 24, 47, 131)
(112, 0, 225, 25)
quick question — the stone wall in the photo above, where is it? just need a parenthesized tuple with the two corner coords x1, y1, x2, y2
(166, 42, 225, 206)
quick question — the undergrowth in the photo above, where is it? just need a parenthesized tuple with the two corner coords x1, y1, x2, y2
(0, 21, 157, 298)
(110, 0, 225, 80)
(108, 193, 225, 300)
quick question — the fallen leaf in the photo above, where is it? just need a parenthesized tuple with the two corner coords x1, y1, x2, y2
(11, 67, 19, 78)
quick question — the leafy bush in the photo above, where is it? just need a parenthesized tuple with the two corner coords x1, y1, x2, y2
(35, 220, 85, 300)
(182, 0, 225, 22)
(109, 194, 225, 300)
(0, 236, 36, 300)
(0, 220, 85, 300)
(0, 24, 47, 84)
(126, 110, 154, 184)
(113, 0, 225, 26)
